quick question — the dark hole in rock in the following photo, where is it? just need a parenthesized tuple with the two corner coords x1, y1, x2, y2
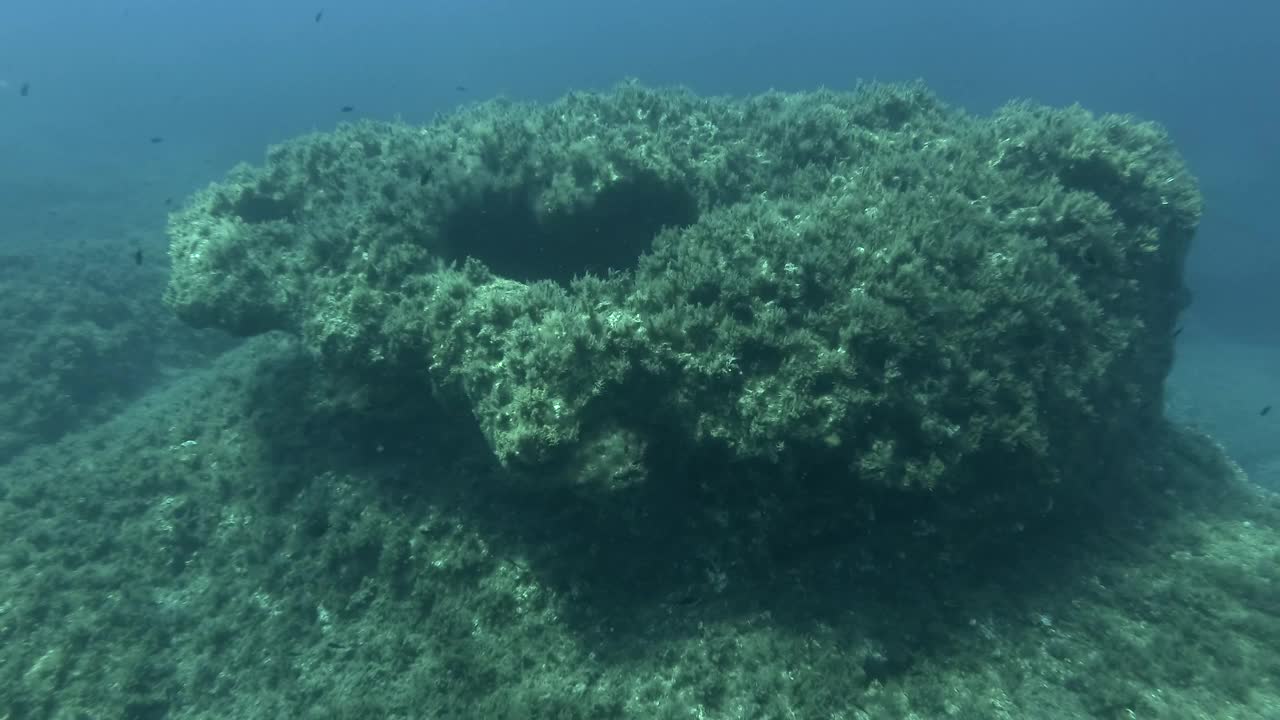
(231, 189, 297, 224)
(438, 171, 699, 283)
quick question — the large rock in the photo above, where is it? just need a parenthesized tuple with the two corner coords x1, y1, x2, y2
(166, 81, 1200, 503)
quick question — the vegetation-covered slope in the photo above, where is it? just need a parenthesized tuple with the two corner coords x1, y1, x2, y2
(0, 337, 1276, 719)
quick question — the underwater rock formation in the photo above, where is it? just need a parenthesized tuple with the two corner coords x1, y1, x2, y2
(165, 81, 1200, 512)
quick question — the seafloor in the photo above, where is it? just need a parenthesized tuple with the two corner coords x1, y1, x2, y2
(0, 331, 1276, 719)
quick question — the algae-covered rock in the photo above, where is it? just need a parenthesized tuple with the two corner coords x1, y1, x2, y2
(0, 245, 227, 462)
(166, 81, 1200, 502)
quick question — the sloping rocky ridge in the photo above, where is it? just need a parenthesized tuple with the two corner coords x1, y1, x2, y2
(2, 336, 1276, 719)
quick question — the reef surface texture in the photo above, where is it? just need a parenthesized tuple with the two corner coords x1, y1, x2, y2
(166, 82, 1200, 513)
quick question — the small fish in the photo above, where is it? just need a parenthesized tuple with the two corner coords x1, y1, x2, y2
(1172, 326, 1184, 339)
(133, 249, 143, 266)
(149, 136, 165, 144)
(339, 105, 354, 113)
(454, 84, 468, 92)
(1262, 405, 1273, 417)
(314, 9, 323, 23)
(163, 196, 173, 206)
(19, 81, 30, 97)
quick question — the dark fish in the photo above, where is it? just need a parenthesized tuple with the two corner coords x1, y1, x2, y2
(1172, 326, 1183, 338)
(314, 10, 323, 23)
(163, 196, 173, 206)
(19, 81, 30, 97)
(133, 249, 143, 266)
(339, 105, 354, 113)
(1263, 405, 1273, 417)
(149, 136, 164, 144)
(455, 84, 468, 92)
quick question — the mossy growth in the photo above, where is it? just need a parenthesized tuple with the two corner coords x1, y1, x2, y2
(1, 339, 1278, 719)
(0, 245, 227, 463)
(166, 81, 1200, 515)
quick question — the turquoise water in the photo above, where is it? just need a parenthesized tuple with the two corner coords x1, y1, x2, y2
(1, 3, 1277, 718)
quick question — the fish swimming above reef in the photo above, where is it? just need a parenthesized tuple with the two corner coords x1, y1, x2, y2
(19, 81, 30, 97)
(340, 105, 354, 113)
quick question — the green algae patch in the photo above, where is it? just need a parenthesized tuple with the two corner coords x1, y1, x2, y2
(1, 338, 1278, 719)
(0, 245, 227, 463)
(166, 82, 1200, 514)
